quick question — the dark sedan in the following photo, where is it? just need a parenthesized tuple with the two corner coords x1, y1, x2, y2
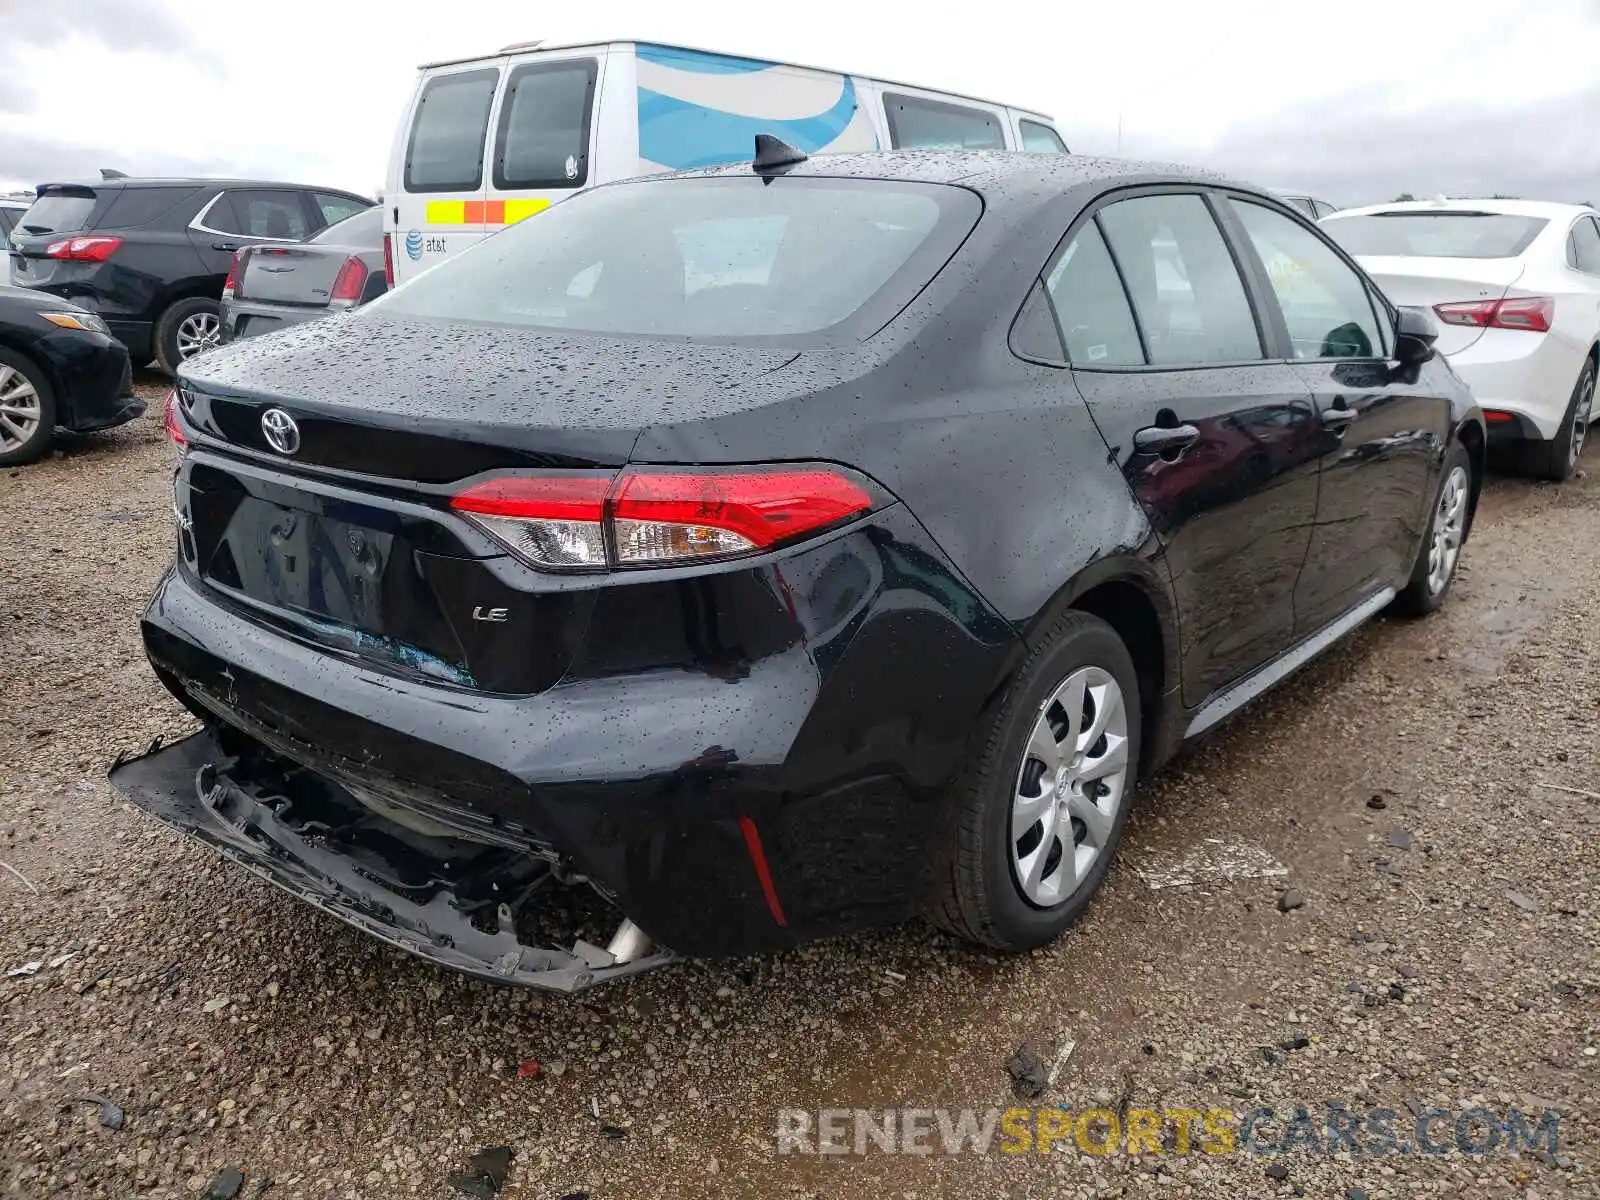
(220, 206, 389, 344)
(110, 146, 1483, 991)
(0, 284, 142, 465)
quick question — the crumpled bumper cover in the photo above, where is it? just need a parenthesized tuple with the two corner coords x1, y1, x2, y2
(107, 728, 676, 993)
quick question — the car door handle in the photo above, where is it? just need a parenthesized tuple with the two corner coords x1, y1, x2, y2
(1133, 423, 1201, 453)
(1320, 401, 1357, 428)
(211, 241, 239, 252)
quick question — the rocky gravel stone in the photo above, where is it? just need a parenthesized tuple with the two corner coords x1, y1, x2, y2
(2, 390, 1597, 1197)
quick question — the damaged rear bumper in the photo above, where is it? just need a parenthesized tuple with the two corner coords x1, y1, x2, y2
(108, 728, 675, 993)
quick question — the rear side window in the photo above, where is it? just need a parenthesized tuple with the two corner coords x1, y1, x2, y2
(884, 93, 1005, 150)
(0, 208, 15, 237)
(494, 59, 597, 190)
(1323, 212, 1548, 258)
(315, 192, 368, 227)
(1097, 193, 1263, 366)
(1019, 120, 1067, 153)
(377, 176, 975, 341)
(99, 186, 196, 228)
(1570, 217, 1600, 274)
(18, 191, 97, 234)
(1043, 220, 1145, 366)
(214, 190, 309, 240)
(406, 69, 498, 192)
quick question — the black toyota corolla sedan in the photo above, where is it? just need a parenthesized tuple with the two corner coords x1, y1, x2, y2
(0, 284, 142, 465)
(111, 146, 1483, 991)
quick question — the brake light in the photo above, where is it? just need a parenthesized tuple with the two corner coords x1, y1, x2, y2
(329, 256, 369, 306)
(449, 467, 875, 570)
(382, 232, 395, 288)
(1433, 296, 1553, 333)
(221, 248, 248, 302)
(1484, 410, 1516, 423)
(162, 389, 187, 446)
(42, 235, 122, 262)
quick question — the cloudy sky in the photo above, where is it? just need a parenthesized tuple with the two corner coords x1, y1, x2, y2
(5, 0, 1600, 206)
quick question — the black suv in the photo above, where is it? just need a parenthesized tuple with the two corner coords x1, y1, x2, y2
(6, 178, 372, 373)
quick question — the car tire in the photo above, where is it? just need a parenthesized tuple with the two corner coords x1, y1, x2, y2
(1392, 441, 1472, 617)
(154, 297, 222, 375)
(0, 347, 57, 467)
(927, 610, 1141, 951)
(1523, 358, 1594, 482)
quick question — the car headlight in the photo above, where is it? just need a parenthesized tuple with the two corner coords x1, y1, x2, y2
(41, 311, 109, 335)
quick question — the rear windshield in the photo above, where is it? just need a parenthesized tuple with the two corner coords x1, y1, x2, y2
(310, 205, 382, 247)
(375, 176, 976, 342)
(405, 69, 498, 192)
(19, 191, 97, 235)
(1324, 212, 1549, 258)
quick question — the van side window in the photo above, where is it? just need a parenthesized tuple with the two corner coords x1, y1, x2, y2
(494, 59, 599, 190)
(1019, 120, 1067, 153)
(406, 69, 498, 193)
(884, 93, 1004, 150)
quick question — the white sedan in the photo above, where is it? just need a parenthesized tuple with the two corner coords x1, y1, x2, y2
(1321, 199, 1597, 480)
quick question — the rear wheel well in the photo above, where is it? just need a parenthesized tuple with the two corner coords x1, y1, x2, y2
(1071, 580, 1164, 774)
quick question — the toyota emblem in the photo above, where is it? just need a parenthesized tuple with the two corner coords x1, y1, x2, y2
(261, 408, 300, 456)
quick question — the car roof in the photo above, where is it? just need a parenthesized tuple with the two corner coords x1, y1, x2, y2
(419, 39, 1052, 119)
(32, 177, 369, 195)
(658, 149, 1243, 208)
(1325, 198, 1594, 221)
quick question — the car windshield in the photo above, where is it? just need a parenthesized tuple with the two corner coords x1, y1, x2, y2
(1323, 212, 1548, 258)
(310, 206, 382, 247)
(374, 176, 973, 341)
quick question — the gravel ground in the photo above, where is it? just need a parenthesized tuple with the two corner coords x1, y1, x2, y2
(1, 381, 1596, 1199)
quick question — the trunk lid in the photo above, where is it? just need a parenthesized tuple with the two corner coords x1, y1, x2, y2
(235, 244, 351, 307)
(1356, 255, 1526, 356)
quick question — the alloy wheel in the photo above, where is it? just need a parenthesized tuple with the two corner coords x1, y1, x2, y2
(1010, 665, 1130, 908)
(176, 311, 221, 361)
(1426, 465, 1469, 595)
(0, 364, 42, 452)
(1570, 368, 1594, 469)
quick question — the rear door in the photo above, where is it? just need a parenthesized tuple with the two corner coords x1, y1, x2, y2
(1050, 189, 1322, 707)
(484, 51, 602, 226)
(1223, 195, 1451, 633)
(190, 188, 310, 278)
(393, 65, 501, 283)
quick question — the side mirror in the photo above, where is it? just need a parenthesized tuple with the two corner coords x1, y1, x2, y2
(1393, 305, 1439, 367)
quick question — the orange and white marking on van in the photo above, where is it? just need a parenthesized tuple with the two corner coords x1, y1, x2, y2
(422, 198, 552, 226)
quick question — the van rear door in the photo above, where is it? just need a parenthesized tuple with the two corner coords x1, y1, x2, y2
(482, 50, 603, 227)
(392, 65, 500, 284)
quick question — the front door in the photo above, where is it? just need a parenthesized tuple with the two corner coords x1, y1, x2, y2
(1047, 190, 1323, 707)
(1222, 195, 1454, 633)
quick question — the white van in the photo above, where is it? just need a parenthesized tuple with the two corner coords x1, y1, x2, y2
(382, 39, 1067, 285)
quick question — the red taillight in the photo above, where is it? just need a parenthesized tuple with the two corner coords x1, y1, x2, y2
(382, 232, 395, 288)
(221, 248, 248, 302)
(1484, 410, 1516, 423)
(1434, 296, 1553, 333)
(449, 467, 875, 570)
(43, 235, 122, 263)
(329, 255, 369, 306)
(163, 389, 187, 446)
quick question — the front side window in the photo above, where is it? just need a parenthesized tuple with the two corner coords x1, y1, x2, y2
(1097, 193, 1263, 365)
(1043, 220, 1144, 366)
(494, 59, 597, 189)
(218, 190, 309, 240)
(405, 69, 498, 192)
(1232, 200, 1386, 359)
(375, 176, 974, 342)
(1020, 120, 1068, 153)
(884, 93, 1005, 150)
